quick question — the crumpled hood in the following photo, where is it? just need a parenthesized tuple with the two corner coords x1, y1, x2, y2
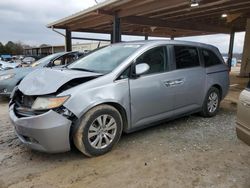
(18, 68, 102, 95)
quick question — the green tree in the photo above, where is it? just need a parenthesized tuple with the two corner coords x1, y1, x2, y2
(15, 42, 24, 55)
(5, 41, 16, 55)
(0, 42, 5, 54)
(0, 41, 24, 55)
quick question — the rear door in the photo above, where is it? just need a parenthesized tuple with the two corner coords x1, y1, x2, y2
(170, 45, 206, 115)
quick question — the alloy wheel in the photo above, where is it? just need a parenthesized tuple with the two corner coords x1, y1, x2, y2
(207, 92, 219, 113)
(88, 115, 117, 149)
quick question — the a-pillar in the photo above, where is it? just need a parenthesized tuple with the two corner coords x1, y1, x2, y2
(240, 18, 250, 77)
(65, 29, 72, 52)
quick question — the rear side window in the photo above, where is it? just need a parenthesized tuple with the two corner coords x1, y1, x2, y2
(174, 46, 200, 69)
(202, 49, 222, 67)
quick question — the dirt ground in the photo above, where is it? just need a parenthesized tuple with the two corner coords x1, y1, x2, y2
(0, 71, 250, 188)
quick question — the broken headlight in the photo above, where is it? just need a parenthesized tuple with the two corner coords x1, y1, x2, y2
(32, 95, 70, 110)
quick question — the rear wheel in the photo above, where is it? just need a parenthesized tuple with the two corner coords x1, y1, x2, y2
(73, 105, 123, 157)
(200, 87, 221, 117)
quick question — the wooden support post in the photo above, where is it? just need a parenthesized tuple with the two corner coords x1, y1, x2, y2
(65, 29, 72, 52)
(227, 30, 235, 71)
(240, 18, 250, 77)
(112, 14, 121, 43)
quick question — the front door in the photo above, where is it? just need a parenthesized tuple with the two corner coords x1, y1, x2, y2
(129, 46, 175, 128)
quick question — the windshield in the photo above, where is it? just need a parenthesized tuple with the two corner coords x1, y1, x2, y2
(30, 53, 63, 67)
(68, 44, 141, 73)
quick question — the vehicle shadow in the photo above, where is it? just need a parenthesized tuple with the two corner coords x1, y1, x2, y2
(4, 99, 237, 164)
(25, 112, 223, 158)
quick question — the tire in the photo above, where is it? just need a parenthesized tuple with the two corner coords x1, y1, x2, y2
(73, 105, 123, 157)
(200, 87, 221, 117)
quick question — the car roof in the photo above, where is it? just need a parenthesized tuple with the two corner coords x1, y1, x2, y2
(113, 40, 218, 51)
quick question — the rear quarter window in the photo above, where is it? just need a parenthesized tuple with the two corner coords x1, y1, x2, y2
(202, 49, 222, 67)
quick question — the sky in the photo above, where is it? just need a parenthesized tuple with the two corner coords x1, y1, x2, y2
(0, 0, 246, 53)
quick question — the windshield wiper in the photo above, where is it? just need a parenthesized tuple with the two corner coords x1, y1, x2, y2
(69, 67, 97, 73)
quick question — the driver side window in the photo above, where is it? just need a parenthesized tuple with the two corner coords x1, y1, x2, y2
(135, 46, 167, 75)
(53, 58, 63, 66)
(52, 54, 77, 67)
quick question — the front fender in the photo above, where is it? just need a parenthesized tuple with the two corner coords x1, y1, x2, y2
(61, 79, 131, 130)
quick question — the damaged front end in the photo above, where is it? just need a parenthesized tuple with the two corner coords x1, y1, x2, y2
(10, 68, 102, 119)
(10, 90, 76, 120)
(9, 68, 102, 153)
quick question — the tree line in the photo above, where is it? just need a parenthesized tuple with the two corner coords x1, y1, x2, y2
(0, 41, 28, 55)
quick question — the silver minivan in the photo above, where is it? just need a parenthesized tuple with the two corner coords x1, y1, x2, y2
(9, 40, 229, 157)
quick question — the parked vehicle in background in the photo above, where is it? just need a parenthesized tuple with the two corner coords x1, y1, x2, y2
(0, 51, 83, 96)
(0, 54, 12, 62)
(21, 56, 41, 66)
(0, 60, 20, 70)
(236, 80, 250, 146)
(9, 40, 229, 157)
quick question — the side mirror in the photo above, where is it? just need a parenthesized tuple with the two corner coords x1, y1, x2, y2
(135, 63, 150, 75)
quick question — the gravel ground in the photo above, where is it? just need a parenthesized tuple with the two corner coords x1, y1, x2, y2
(0, 96, 249, 188)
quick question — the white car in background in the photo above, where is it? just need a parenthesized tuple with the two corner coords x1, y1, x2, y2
(0, 60, 20, 70)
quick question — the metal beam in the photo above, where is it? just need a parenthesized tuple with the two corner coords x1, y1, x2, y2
(65, 29, 72, 52)
(52, 27, 65, 37)
(73, 27, 211, 38)
(227, 29, 235, 71)
(71, 36, 110, 42)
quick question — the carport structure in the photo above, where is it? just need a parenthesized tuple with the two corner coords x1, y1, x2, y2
(47, 0, 250, 76)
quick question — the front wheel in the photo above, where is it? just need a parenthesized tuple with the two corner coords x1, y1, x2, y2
(73, 105, 123, 157)
(200, 87, 221, 117)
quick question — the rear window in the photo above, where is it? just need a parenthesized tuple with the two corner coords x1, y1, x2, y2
(174, 46, 200, 69)
(202, 49, 222, 67)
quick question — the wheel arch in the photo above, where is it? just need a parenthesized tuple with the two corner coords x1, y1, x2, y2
(76, 101, 130, 132)
(211, 84, 222, 99)
(104, 102, 129, 132)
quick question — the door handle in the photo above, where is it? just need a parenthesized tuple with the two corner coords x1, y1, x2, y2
(174, 80, 184, 85)
(164, 78, 184, 87)
(164, 81, 174, 87)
